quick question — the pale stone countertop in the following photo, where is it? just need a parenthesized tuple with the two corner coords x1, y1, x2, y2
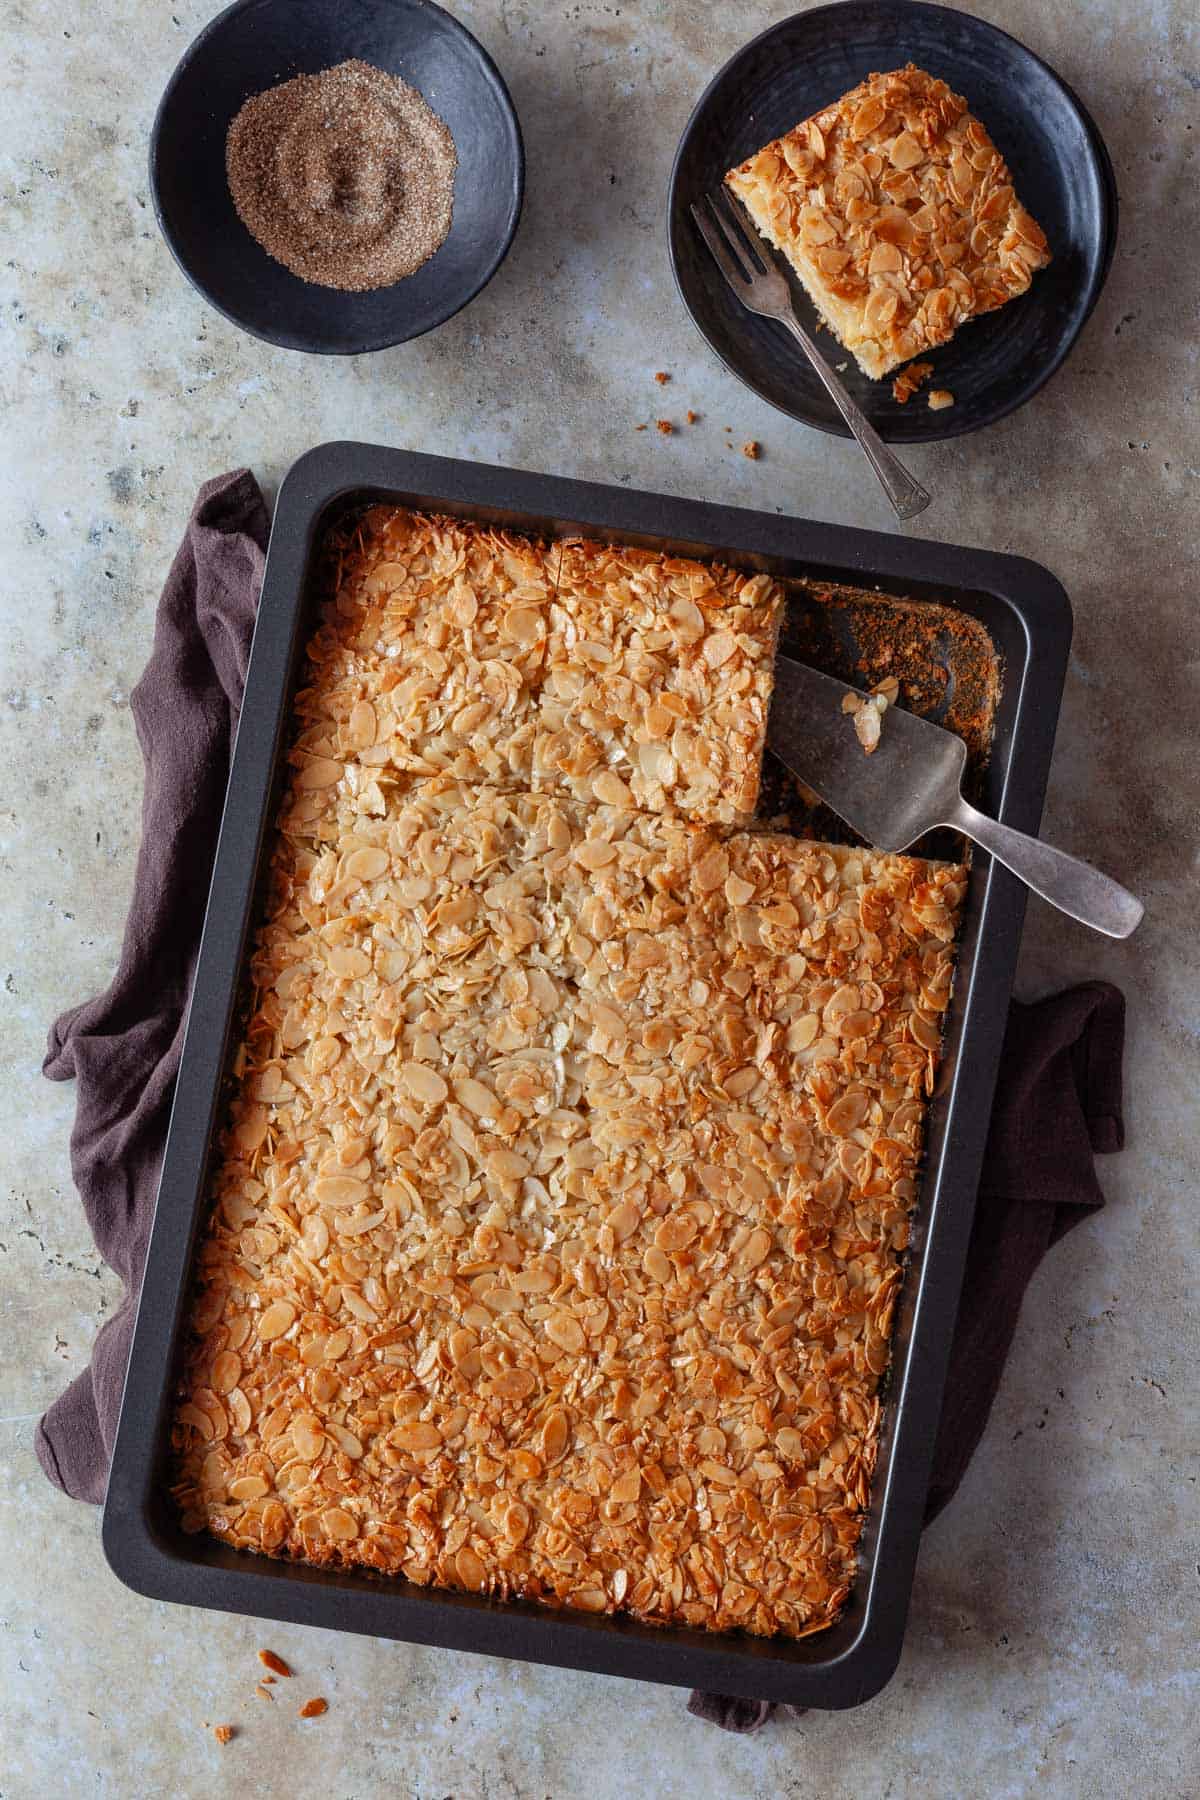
(1, 1, 1197, 1794)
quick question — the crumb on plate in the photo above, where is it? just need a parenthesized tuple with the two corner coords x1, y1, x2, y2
(928, 388, 955, 410)
(892, 361, 934, 404)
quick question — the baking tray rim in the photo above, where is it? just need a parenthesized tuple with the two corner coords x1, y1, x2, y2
(101, 441, 1071, 1708)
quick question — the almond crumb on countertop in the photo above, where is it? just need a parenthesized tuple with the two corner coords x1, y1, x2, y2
(742, 440, 761, 460)
(258, 1649, 292, 1677)
(656, 419, 673, 434)
(654, 370, 670, 384)
(928, 388, 955, 410)
(255, 1683, 274, 1701)
(299, 1698, 328, 1719)
(213, 1725, 236, 1746)
(686, 409, 699, 423)
(892, 361, 934, 404)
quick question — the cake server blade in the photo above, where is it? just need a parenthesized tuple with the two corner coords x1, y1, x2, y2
(766, 654, 1143, 939)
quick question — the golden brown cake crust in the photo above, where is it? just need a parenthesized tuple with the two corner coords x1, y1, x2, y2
(169, 513, 966, 1644)
(726, 63, 1051, 378)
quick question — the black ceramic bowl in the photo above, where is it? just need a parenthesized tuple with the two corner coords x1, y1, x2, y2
(151, 0, 523, 353)
(669, 1, 1117, 442)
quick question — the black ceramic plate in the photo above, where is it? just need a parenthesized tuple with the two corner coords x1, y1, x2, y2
(669, 1, 1117, 441)
(151, 0, 523, 354)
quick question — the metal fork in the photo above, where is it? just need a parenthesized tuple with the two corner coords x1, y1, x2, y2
(691, 189, 931, 521)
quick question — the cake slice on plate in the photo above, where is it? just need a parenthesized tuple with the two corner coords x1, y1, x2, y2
(726, 63, 1050, 379)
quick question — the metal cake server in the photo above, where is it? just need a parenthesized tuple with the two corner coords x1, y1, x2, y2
(767, 656, 1144, 939)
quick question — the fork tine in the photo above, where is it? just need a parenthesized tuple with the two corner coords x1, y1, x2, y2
(689, 199, 750, 289)
(700, 191, 758, 281)
(710, 187, 768, 275)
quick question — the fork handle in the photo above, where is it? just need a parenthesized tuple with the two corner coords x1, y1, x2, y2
(947, 797, 1144, 939)
(779, 315, 931, 521)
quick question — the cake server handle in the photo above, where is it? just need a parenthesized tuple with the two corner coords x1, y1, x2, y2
(778, 313, 932, 521)
(944, 797, 1145, 939)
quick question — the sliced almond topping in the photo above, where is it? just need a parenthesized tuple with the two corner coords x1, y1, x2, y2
(257, 1300, 295, 1342)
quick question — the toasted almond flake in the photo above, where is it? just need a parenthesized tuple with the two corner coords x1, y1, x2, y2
(229, 1474, 270, 1502)
(642, 1245, 672, 1283)
(257, 1300, 295, 1342)
(298, 1698, 328, 1719)
(454, 1077, 498, 1118)
(315, 1174, 368, 1208)
(346, 846, 389, 882)
(540, 1408, 570, 1464)
(545, 1311, 586, 1354)
(399, 1062, 449, 1105)
(455, 1545, 487, 1590)
(592, 771, 632, 807)
(854, 702, 882, 754)
(576, 839, 617, 870)
(786, 1014, 821, 1052)
(295, 757, 342, 791)
(391, 1420, 443, 1451)
(322, 1506, 359, 1540)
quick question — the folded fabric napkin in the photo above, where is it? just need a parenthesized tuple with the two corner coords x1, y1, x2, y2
(37, 471, 1125, 1731)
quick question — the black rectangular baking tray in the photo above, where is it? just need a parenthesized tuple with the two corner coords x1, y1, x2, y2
(103, 442, 1071, 1708)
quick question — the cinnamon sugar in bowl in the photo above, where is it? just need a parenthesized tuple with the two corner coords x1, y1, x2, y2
(150, 0, 523, 353)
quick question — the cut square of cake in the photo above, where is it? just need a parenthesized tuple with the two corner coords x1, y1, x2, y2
(725, 63, 1051, 379)
(308, 510, 783, 827)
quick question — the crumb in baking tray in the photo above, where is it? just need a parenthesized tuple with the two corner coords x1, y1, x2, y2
(892, 361, 934, 404)
(928, 388, 955, 410)
(842, 679, 898, 755)
(725, 63, 1050, 379)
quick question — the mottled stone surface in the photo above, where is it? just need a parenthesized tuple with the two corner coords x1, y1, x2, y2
(1, 1, 1197, 1795)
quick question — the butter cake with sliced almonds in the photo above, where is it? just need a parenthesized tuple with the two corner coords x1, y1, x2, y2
(169, 513, 966, 1644)
(726, 63, 1050, 379)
